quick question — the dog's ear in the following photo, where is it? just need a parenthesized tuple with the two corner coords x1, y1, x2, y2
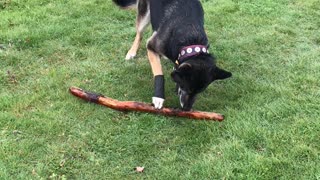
(211, 66, 232, 81)
(178, 63, 192, 72)
(171, 63, 192, 83)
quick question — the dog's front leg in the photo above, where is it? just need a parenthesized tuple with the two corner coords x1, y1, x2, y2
(147, 49, 164, 109)
(147, 46, 164, 109)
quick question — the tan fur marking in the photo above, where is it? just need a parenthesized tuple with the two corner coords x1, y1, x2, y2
(126, 32, 141, 59)
(147, 49, 163, 76)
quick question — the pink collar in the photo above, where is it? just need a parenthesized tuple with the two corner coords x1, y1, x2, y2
(175, 45, 209, 65)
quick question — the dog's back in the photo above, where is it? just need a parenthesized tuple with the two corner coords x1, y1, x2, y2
(149, 0, 208, 61)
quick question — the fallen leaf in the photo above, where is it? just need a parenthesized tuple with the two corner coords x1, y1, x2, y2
(134, 166, 144, 173)
(13, 130, 22, 135)
(32, 169, 37, 176)
(60, 159, 66, 167)
(7, 70, 17, 84)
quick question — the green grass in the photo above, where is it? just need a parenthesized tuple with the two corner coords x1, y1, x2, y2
(1, 0, 319, 179)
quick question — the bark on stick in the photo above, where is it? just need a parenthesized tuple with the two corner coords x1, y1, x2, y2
(69, 86, 224, 121)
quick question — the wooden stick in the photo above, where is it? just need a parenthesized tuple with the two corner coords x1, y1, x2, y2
(69, 86, 224, 121)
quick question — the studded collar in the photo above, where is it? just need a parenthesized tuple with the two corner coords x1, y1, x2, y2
(175, 45, 209, 65)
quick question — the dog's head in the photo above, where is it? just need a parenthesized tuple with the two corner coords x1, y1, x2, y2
(171, 57, 232, 111)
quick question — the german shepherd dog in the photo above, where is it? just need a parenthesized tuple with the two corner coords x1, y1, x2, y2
(113, 0, 232, 111)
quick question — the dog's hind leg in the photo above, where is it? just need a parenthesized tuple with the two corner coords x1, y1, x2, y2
(126, 0, 150, 60)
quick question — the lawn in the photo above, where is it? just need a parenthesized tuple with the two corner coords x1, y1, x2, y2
(0, 0, 319, 179)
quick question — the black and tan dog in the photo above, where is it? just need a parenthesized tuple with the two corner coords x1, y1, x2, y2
(113, 0, 232, 111)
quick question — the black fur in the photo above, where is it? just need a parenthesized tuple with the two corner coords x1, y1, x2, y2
(137, 0, 148, 16)
(150, 0, 164, 30)
(148, 0, 208, 60)
(113, 0, 137, 8)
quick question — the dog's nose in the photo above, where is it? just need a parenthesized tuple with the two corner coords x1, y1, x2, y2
(182, 105, 192, 111)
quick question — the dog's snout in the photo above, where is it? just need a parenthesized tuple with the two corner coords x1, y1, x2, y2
(179, 88, 186, 107)
(179, 88, 196, 111)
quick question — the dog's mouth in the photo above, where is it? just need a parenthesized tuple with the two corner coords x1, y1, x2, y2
(178, 88, 196, 111)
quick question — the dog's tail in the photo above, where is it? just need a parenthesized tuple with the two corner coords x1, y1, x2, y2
(112, 0, 137, 8)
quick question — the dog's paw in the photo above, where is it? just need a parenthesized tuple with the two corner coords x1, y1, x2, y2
(125, 52, 136, 60)
(152, 97, 165, 109)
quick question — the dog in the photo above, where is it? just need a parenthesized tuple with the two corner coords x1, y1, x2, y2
(113, 0, 232, 111)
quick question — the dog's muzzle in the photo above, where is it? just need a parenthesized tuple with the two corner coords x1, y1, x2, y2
(178, 88, 196, 111)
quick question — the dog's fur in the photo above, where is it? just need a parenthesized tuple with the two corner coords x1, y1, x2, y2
(113, 0, 232, 110)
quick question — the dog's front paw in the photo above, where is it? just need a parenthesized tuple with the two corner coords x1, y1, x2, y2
(125, 51, 136, 60)
(152, 97, 165, 109)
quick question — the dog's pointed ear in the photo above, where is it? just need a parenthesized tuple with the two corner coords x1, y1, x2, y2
(171, 63, 192, 83)
(178, 63, 192, 72)
(211, 66, 232, 81)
